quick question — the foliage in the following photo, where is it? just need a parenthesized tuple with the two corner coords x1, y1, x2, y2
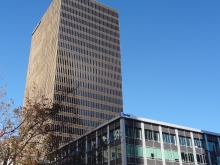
(0, 90, 65, 165)
(0, 73, 119, 165)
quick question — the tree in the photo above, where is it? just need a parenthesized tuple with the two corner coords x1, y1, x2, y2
(0, 94, 52, 164)
(0, 85, 80, 165)
(0, 72, 120, 165)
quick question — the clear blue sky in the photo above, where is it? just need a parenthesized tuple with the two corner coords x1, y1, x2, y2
(0, 0, 220, 133)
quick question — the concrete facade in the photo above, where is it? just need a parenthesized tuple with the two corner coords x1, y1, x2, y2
(24, 0, 123, 143)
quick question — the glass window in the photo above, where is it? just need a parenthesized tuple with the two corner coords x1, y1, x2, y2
(135, 146, 143, 157)
(208, 141, 219, 151)
(102, 133, 107, 143)
(163, 133, 170, 144)
(125, 126, 141, 139)
(210, 155, 216, 165)
(126, 144, 135, 157)
(163, 133, 175, 144)
(196, 154, 201, 163)
(170, 134, 176, 144)
(125, 126, 133, 138)
(146, 147, 152, 158)
(110, 129, 120, 142)
(154, 131, 160, 142)
(184, 153, 189, 162)
(173, 151, 179, 162)
(146, 147, 162, 160)
(145, 130, 160, 142)
(127, 144, 142, 157)
(179, 136, 191, 146)
(186, 137, 191, 146)
(116, 145, 121, 158)
(98, 151, 103, 163)
(179, 136, 186, 146)
(194, 139, 204, 148)
(181, 152, 194, 163)
(189, 153, 194, 163)
(109, 130, 114, 142)
(91, 139, 96, 149)
(164, 150, 179, 162)
(145, 130, 153, 140)
(181, 152, 186, 162)
(169, 150, 175, 162)
(134, 128, 142, 139)
(110, 146, 115, 160)
(131, 145, 135, 157)
(103, 149, 108, 162)
(87, 140, 91, 151)
(164, 150, 169, 160)
(156, 148, 162, 159)
(217, 156, 220, 165)
(113, 128, 121, 140)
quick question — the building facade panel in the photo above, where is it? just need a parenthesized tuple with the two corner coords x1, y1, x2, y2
(54, 114, 220, 165)
(24, 0, 123, 143)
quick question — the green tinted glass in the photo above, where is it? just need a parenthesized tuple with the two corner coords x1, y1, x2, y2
(156, 148, 162, 159)
(126, 144, 131, 155)
(136, 146, 143, 157)
(146, 147, 151, 158)
(164, 150, 169, 160)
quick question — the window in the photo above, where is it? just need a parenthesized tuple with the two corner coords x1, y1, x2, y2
(163, 133, 170, 144)
(98, 134, 107, 146)
(162, 133, 176, 144)
(126, 144, 135, 157)
(134, 128, 142, 139)
(114, 128, 121, 140)
(145, 130, 160, 142)
(125, 126, 142, 139)
(181, 152, 194, 163)
(98, 151, 103, 163)
(146, 147, 162, 160)
(217, 156, 220, 165)
(135, 146, 143, 157)
(179, 137, 186, 146)
(186, 137, 191, 146)
(164, 150, 179, 162)
(103, 149, 108, 162)
(154, 131, 160, 142)
(179, 136, 191, 147)
(125, 126, 133, 138)
(116, 145, 121, 158)
(126, 144, 143, 157)
(110, 146, 115, 160)
(211, 155, 217, 165)
(110, 128, 120, 142)
(170, 134, 175, 144)
(196, 154, 207, 164)
(194, 139, 204, 148)
(145, 130, 153, 140)
(208, 141, 219, 152)
(87, 140, 91, 151)
(91, 138, 96, 149)
(87, 155, 96, 164)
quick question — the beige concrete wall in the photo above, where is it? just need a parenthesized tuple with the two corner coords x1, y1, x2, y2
(24, 0, 61, 102)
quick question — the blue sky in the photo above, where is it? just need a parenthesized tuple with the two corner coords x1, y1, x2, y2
(0, 0, 220, 133)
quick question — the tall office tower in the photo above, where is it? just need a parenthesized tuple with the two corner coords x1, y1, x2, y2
(24, 0, 122, 143)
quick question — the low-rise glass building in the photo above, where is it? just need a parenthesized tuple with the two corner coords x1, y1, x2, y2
(54, 113, 220, 165)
